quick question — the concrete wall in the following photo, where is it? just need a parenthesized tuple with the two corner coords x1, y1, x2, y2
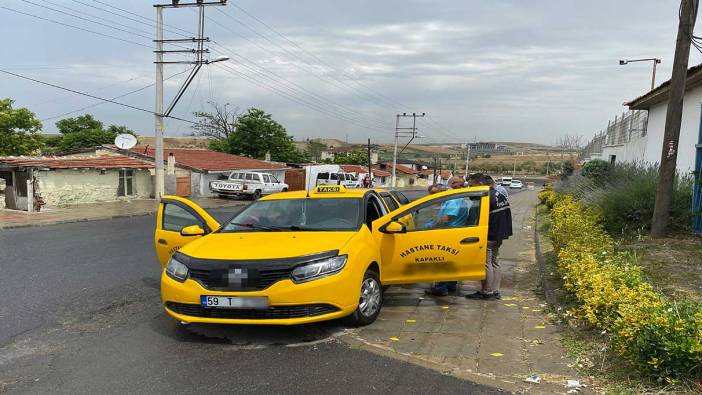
(37, 169, 152, 207)
(600, 132, 649, 165)
(641, 86, 702, 172)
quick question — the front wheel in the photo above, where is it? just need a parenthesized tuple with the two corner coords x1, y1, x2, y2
(345, 268, 382, 326)
(252, 190, 262, 200)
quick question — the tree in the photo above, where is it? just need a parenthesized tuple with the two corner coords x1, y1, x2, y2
(555, 133, 585, 163)
(55, 114, 135, 152)
(560, 160, 574, 179)
(0, 98, 44, 156)
(191, 102, 239, 147)
(212, 107, 304, 163)
(305, 139, 327, 162)
(333, 149, 367, 165)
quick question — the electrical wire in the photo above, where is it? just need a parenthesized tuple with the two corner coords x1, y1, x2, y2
(0, 68, 196, 124)
(0, 5, 152, 48)
(41, 68, 194, 122)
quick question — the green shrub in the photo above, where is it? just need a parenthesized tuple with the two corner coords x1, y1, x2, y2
(549, 196, 702, 381)
(557, 163, 693, 236)
(582, 159, 609, 180)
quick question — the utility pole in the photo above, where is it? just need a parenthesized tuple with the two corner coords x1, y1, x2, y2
(464, 143, 471, 177)
(153, 0, 228, 199)
(651, 0, 698, 237)
(433, 155, 437, 184)
(391, 112, 425, 187)
(367, 138, 372, 187)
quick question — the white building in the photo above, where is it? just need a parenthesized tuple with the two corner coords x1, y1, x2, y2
(587, 63, 702, 174)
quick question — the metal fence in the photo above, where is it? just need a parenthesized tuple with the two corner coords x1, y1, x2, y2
(581, 110, 648, 160)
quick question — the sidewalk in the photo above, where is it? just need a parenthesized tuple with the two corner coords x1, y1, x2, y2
(0, 197, 246, 229)
(342, 190, 590, 393)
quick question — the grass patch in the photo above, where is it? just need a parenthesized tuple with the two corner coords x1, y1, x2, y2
(620, 235, 702, 302)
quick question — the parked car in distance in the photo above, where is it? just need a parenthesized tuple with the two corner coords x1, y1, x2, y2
(501, 176, 512, 186)
(210, 171, 288, 200)
(316, 172, 361, 188)
(510, 179, 523, 189)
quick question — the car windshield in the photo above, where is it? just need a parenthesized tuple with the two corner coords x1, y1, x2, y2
(220, 198, 362, 232)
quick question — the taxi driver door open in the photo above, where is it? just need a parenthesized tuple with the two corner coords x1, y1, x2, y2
(371, 187, 490, 285)
(154, 196, 220, 267)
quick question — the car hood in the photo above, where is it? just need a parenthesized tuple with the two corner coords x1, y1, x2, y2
(179, 231, 357, 260)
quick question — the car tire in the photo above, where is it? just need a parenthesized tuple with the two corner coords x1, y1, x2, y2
(282, 187, 288, 192)
(252, 190, 262, 200)
(345, 268, 382, 327)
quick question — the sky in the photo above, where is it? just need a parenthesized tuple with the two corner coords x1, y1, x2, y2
(1, 0, 699, 145)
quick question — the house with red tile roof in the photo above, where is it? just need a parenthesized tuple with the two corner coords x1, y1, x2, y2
(0, 156, 153, 211)
(59, 145, 288, 197)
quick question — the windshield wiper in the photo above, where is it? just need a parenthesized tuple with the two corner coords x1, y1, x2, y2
(228, 222, 281, 232)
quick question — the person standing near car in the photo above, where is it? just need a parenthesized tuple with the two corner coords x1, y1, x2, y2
(466, 174, 512, 300)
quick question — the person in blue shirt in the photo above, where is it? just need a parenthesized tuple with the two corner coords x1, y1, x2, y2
(426, 176, 469, 297)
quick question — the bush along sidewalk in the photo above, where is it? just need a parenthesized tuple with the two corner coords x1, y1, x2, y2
(537, 190, 702, 383)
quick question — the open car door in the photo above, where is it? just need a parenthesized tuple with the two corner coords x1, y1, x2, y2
(154, 196, 220, 268)
(371, 187, 490, 285)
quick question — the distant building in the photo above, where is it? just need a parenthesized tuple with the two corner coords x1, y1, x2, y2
(459, 142, 511, 154)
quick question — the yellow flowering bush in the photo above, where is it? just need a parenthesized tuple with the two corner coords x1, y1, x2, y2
(547, 195, 702, 381)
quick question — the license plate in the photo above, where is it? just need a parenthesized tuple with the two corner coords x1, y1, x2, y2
(212, 183, 242, 191)
(200, 295, 269, 309)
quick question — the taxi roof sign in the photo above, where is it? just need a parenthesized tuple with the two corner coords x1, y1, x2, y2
(313, 185, 347, 194)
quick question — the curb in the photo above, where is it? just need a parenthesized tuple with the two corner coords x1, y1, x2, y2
(0, 202, 246, 230)
(533, 204, 557, 306)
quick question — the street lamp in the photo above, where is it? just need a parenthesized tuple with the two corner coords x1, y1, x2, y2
(206, 55, 229, 64)
(619, 58, 662, 91)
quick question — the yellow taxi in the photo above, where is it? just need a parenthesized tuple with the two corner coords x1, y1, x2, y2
(155, 185, 489, 326)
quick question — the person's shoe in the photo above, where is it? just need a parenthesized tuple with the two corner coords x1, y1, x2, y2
(482, 292, 498, 301)
(425, 288, 449, 297)
(465, 291, 487, 300)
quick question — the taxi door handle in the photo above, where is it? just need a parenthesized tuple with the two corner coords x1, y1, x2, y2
(460, 237, 480, 244)
(158, 239, 168, 245)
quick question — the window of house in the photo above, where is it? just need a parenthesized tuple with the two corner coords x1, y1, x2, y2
(118, 170, 135, 196)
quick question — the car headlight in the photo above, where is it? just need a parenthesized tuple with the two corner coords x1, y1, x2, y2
(291, 255, 348, 283)
(166, 255, 189, 282)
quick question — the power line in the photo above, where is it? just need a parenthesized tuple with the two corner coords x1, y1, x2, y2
(41, 68, 194, 122)
(0, 69, 195, 124)
(0, 5, 152, 48)
(214, 63, 388, 134)
(223, 5, 465, 141)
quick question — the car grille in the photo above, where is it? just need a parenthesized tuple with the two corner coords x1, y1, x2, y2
(188, 267, 293, 291)
(176, 250, 339, 292)
(165, 302, 339, 319)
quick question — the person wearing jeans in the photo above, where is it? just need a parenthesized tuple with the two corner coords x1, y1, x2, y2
(466, 174, 512, 301)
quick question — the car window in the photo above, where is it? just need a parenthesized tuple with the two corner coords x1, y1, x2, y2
(245, 173, 253, 181)
(221, 198, 363, 232)
(162, 203, 204, 232)
(262, 174, 270, 183)
(270, 174, 280, 183)
(331, 173, 339, 180)
(317, 172, 329, 180)
(396, 195, 481, 232)
(380, 192, 399, 211)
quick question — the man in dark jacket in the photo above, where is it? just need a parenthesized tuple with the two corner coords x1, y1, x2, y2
(466, 174, 512, 300)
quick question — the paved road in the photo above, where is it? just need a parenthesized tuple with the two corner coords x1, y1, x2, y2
(0, 207, 501, 394)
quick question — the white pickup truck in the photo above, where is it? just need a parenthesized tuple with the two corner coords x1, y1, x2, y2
(209, 171, 288, 200)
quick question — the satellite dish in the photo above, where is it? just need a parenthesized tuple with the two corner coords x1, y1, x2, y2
(114, 134, 137, 150)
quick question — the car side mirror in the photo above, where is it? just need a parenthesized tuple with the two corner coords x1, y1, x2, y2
(180, 224, 205, 236)
(380, 220, 406, 234)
